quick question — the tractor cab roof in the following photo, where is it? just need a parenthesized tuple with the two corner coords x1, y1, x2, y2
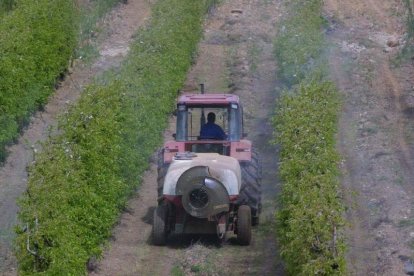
(177, 94, 240, 106)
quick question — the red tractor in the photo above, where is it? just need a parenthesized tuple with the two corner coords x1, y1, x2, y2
(153, 87, 261, 245)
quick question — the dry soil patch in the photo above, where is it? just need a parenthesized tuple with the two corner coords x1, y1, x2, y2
(325, 0, 414, 274)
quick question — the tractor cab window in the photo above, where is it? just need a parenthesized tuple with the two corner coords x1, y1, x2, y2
(176, 104, 242, 142)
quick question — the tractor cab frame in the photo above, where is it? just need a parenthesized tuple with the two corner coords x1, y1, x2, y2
(162, 94, 253, 164)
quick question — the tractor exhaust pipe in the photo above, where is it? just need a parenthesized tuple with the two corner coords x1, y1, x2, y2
(200, 83, 206, 125)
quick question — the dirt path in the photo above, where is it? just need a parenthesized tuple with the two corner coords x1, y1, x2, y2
(0, 1, 151, 274)
(90, 0, 284, 275)
(325, 0, 414, 274)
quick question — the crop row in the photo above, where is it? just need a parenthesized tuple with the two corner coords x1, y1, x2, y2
(273, 0, 326, 86)
(401, 0, 414, 59)
(272, 0, 346, 274)
(0, 0, 77, 161)
(15, 0, 217, 274)
(0, 0, 13, 14)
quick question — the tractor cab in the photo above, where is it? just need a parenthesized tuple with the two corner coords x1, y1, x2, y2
(162, 93, 252, 163)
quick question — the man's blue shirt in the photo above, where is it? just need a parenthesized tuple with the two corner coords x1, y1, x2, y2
(200, 123, 226, 140)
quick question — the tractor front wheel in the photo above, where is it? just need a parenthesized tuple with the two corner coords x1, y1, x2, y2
(237, 205, 251, 245)
(152, 204, 168, 245)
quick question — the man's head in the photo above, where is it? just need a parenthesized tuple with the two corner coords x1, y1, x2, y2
(207, 112, 216, 123)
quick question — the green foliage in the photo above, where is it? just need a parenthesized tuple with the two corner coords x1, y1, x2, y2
(0, 0, 14, 14)
(274, 0, 326, 86)
(76, 0, 121, 61)
(78, 0, 121, 41)
(171, 266, 185, 276)
(16, 0, 218, 274)
(0, 0, 121, 162)
(273, 80, 346, 275)
(273, 0, 346, 274)
(0, 0, 78, 162)
(405, 0, 414, 34)
(399, 0, 414, 60)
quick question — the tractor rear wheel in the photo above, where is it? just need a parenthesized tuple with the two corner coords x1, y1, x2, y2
(239, 149, 262, 226)
(237, 205, 252, 245)
(152, 204, 168, 245)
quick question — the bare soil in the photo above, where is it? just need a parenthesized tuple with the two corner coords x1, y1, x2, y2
(325, 0, 414, 274)
(0, 1, 151, 274)
(89, 0, 284, 275)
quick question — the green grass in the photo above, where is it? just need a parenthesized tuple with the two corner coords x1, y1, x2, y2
(171, 265, 185, 276)
(404, 0, 414, 40)
(0, 0, 13, 14)
(15, 0, 218, 274)
(76, 0, 122, 61)
(272, 0, 346, 274)
(177, 243, 222, 276)
(399, 218, 414, 227)
(274, 0, 327, 86)
(395, 0, 414, 63)
(248, 42, 261, 74)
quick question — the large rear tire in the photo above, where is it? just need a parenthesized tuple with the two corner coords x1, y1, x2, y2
(237, 205, 252, 245)
(152, 204, 168, 245)
(239, 149, 262, 226)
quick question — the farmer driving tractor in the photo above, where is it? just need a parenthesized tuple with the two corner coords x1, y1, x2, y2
(200, 112, 226, 140)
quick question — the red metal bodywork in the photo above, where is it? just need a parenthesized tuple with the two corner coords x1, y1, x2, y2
(178, 94, 240, 105)
(163, 140, 252, 163)
(162, 93, 252, 163)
